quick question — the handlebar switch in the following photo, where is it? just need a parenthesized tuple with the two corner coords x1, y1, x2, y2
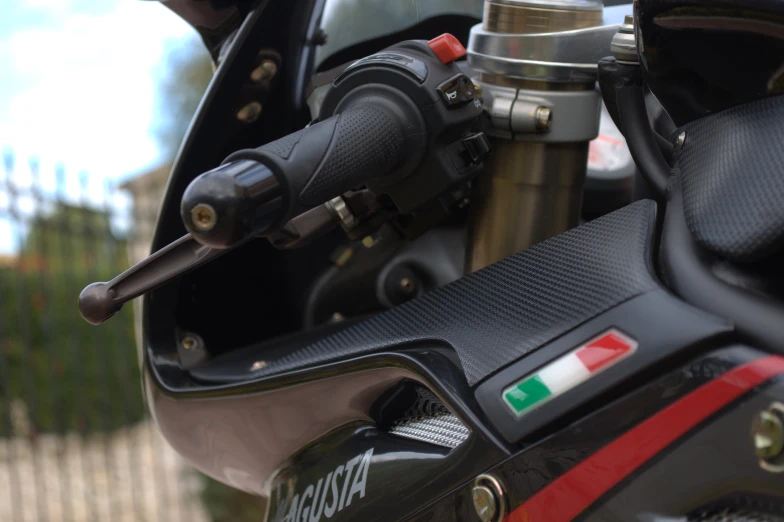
(437, 74, 476, 108)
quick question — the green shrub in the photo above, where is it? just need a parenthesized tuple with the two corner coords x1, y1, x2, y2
(0, 203, 144, 436)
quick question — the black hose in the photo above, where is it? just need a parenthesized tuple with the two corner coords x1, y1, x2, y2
(616, 85, 672, 196)
(653, 130, 675, 159)
(660, 182, 784, 352)
(598, 58, 672, 197)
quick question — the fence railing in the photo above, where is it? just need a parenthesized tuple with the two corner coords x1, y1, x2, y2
(0, 150, 264, 521)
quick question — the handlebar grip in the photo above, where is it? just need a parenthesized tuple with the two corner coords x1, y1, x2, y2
(297, 104, 405, 206)
(248, 103, 406, 212)
(181, 102, 407, 248)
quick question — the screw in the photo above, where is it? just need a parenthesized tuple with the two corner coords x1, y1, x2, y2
(535, 106, 552, 132)
(181, 336, 198, 351)
(752, 408, 784, 461)
(236, 101, 263, 123)
(676, 131, 687, 150)
(250, 60, 277, 83)
(472, 80, 483, 101)
(472, 485, 497, 522)
(191, 203, 217, 232)
(473, 474, 506, 522)
(400, 277, 416, 295)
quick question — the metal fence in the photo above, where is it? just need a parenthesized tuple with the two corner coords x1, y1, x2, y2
(0, 150, 263, 521)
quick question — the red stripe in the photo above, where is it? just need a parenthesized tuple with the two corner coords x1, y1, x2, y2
(505, 355, 784, 522)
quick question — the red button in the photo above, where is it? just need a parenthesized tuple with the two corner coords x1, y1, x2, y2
(427, 33, 466, 64)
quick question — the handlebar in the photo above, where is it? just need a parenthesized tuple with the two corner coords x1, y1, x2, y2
(181, 102, 407, 248)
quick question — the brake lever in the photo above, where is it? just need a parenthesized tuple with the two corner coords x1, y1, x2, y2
(78, 36, 490, 325)
(78, 234, 228, 325)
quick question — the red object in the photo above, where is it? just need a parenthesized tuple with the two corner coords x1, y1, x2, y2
(505, 355, 784, 522)
(427, 34, 466, 64)
(576, 331, 634, 372)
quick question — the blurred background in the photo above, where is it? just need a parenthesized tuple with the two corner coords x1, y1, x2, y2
(0, 0, 264, 520)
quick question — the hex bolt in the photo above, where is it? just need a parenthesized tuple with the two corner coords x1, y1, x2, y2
(752, 408, 784, 461)
(236, 101, 263, 123)
(472, 80, 484, 101)
(472, 485, 498, 522)
(535, 106, 552, 132)
(190, 203, 217, 232)
(250, 60, 278, 83)
(611, 13, 638, 63)
(472, 474, 506, 522)
(676, 131, 687, 150)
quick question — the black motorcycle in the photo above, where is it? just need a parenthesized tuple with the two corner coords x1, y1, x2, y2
(79, 0, 784, 520)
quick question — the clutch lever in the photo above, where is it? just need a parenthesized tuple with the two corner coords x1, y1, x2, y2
(78, 234, 228, 325)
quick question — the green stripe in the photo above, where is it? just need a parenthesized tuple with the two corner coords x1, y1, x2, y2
(504, 375, 552, 414)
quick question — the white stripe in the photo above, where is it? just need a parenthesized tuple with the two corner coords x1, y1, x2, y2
(537, 352, 591, 395)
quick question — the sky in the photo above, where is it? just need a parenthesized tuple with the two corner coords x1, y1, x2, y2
(0, 0, 208, 253)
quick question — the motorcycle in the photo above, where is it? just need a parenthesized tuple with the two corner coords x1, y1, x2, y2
(79, 0, 784, 520)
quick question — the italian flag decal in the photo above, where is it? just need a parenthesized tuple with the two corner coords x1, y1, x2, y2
(503, 329, 638, 417)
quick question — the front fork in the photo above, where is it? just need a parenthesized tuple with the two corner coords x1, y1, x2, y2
(464, 0, 629, 271)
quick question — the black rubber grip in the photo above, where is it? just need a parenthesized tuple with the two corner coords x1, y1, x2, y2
(183, 102, 407, 249)
(237, 103, 406, 217)
(297, 105, 404, 205)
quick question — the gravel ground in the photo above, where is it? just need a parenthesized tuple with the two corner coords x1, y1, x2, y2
(0, 421, 211, 522)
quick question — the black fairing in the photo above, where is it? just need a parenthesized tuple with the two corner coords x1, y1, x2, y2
(201, 200, 660, 387)
(407, 347, 784, 521)
(636, 0, 784, 125)
(159, 0, 255, 61)
(138, 1, 784, 520)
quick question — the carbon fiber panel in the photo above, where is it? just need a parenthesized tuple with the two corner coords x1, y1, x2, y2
(248, 200, 658, 385)
(389, 414, 469, 449)
(677, 95, 784, 262)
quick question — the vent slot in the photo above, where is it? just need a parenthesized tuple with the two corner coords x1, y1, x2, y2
(690, 508, 784, 522)
(385, 387, 469, 449)
(689, 495, 784, 522)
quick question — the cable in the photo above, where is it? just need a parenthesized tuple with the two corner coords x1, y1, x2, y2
(598, 57, 673, 197)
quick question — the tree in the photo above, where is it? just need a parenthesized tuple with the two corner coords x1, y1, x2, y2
(0, 201, 143, 436)
(151, 35, 214, 162)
